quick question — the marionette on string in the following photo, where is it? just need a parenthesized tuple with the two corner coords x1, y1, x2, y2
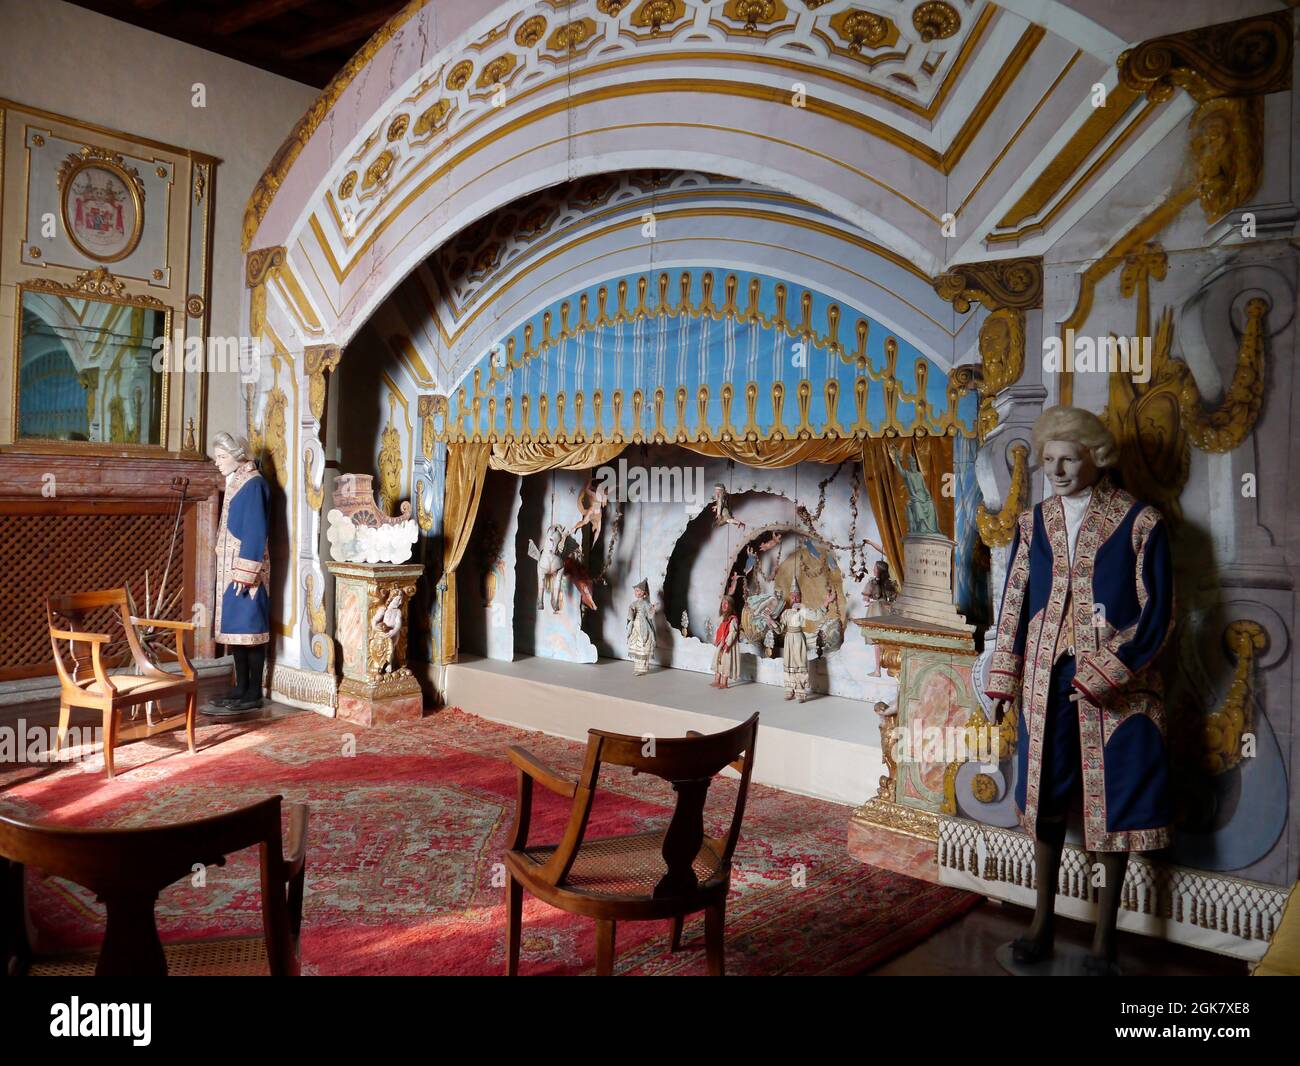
(207, 432, 271, 715)
(778, 576, 833, 702)
(986, 405, 1174, 976)
(711, 597, 740, 688)
(626, 578, 657, 676)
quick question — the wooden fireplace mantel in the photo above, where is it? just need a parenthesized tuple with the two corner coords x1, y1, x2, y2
(0, 452, 224, 680)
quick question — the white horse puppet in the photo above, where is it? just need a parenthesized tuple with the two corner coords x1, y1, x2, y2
(528, 523, 570, 612)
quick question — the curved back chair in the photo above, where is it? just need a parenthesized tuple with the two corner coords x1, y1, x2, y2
(503, 713, 758, 976)
(0, 796, 307, 976)
(46, 588, 198, 778)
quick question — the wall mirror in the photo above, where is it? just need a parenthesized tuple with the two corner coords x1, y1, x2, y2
(14, 285, 169, 446)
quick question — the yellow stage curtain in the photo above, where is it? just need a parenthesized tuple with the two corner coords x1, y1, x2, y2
(487, 438, 627, 474)
(861, 435, 954, 581)
(679, 436, 862, 468)
(442, 441, 491, 662)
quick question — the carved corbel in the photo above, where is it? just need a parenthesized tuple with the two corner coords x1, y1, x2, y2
(933, 258, 1041, 439)
(1119, 13, 1291, 224)
(1174, 297, 1268, 453)
(975, 441, 1029, 548)
(304, 344, 341, 423)
(245, 245, 286, 338)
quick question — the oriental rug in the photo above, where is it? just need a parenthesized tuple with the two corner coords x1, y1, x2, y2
(0, 708, 978, 975)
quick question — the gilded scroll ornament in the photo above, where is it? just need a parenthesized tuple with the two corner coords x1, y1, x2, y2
(830, 9, 889, 51)
(933, 258, 1044, 313)
(378, 401, 404, 515)
(1174, 297, 1268, 454)
(304, 344, 342, 422)
(1117, 12, 1291, 105)
(305, 571, 336, 673)
(975, 442, 1028, 548)
(245, 245, 286, 288)
(1202, 619, 1267, 776)
(514, 15, 547, 47)
(412, 100, 453, 139)
(632, 0, 686, 32)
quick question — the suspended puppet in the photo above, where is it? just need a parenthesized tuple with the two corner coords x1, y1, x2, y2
(528, 524, 570, 612)
(626, 578, 657, 676)
(711, 484, 746, 533)
(208, 431, 270, 714)
(570, 475, 610, 547)
(985, 405, 1174, 975)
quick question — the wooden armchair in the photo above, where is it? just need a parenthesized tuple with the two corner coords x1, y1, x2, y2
(503, 713, 758, 976)
(0, 796, 308, 976)
(46, 588, 198, 779)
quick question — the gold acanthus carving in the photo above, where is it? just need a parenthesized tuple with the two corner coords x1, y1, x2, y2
(411, 99, 453, 139)
(25, 268, 167, 309)
(632, 0, 686, 33)
(515, 15, 547, 47)
(1117, 12, 1291, 106)
(245, 245, 286, 288)
(445, 60, 474, 90)
(304, 344, 342, 423)
(975, 442, 1028, 549)
(1104, 243, 1267, 519)
(378, 397, 404, 515)
(933, 257, 1043, 312)
(722, 0, 787, 32)
(1202, 619, 1267, 776)
(1174, 297, 1268, 454)
(547, 19, 597, 53)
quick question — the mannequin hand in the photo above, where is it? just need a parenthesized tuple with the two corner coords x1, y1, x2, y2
(1069, 691, 1082, 703)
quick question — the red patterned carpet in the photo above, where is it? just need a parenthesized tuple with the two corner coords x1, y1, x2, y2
(0, 708, 977, 975)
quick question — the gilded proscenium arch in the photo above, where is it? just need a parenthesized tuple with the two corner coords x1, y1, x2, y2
(241, 1, 1118, 345)
(243, 0, 1044, 252)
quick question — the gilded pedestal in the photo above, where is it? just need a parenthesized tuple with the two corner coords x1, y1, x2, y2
(327, 561, 425, 726)
(848, 616, 982, 880)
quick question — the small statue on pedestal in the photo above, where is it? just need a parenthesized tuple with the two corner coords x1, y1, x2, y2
(889, 445, 940, 535)
(711, 598, 740, 688)
(370, 589, 405, 675)
(626, 578, 657, 676)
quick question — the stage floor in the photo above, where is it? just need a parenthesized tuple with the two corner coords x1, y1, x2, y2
(446, 655, 883, 805)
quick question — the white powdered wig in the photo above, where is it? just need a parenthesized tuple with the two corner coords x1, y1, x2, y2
(1031, 405, 1118, 468)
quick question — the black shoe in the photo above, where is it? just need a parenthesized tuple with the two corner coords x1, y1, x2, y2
(1010, 935, 1054, 965)
(226, 696, 264, 712)
(210, 689, 242, 707)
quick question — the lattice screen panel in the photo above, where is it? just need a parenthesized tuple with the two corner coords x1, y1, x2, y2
(0, 511, 180, 678)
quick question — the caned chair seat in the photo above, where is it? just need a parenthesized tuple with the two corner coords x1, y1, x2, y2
(521, 832, 725, 898)
(1, 798, 308, 977)
(503, 715, 758, 976)
(27, 936, 270, 977)
(71, 673, 190, 698)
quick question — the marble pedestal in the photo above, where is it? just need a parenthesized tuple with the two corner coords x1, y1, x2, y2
(888, 534, 975, 634)
(327, 561, 425, 726)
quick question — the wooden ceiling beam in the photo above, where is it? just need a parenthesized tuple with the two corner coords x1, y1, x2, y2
(213, 0, 315, 35)
(280, 5, 404, 60)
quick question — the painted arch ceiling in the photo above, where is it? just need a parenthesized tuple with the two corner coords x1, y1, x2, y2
(245, 0, 1284, 391)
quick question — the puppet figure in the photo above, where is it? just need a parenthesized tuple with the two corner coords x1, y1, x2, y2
(571, 475, 610, 545)
(779, 578, 833, 702)
(711, 598, 741, 688)
(711, 484, 746, 532)
(562, 551, 597, 613)
(985, 405, 1174, 976)
(626, 578, 657, 675)
(209, 431, 271, 714)
(864, 559, 900, 615)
